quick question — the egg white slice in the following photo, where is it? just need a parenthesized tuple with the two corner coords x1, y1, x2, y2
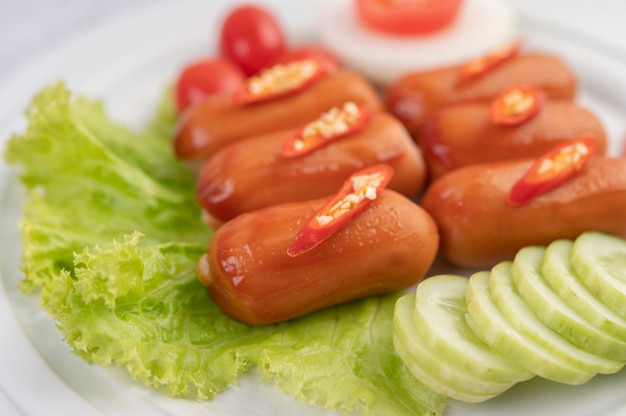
(318, 0, 520, 87)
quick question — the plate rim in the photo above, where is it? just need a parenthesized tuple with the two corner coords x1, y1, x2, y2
(2, 1, 626, 415)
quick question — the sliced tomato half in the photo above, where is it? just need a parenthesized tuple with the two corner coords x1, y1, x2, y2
(355, 0, 463, 36)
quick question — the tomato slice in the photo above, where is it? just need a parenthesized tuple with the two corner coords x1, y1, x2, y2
(219, 5, 286, 76)
(230, 59, 327, 106)
(490, 85, 545, 126)
(281, 102, 372, 158)
(459, 40, 522, 81)
(287, 164, 394, 256)
(355, 0, 462, 35)
(508, 137, 597, 205)
(174, 58, 246, 113)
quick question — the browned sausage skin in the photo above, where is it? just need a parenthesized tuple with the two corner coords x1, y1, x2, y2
(420, 157, 626, 269)
(385, 53, 577, 140)
(195, 111, 427, 222)
(174, 70, 382, 162)
(419, 100, 607, 180)
(197, 190, 439, 325)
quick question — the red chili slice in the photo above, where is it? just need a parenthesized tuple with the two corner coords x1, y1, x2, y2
(490, 85, 545, 126)
(231, 59, 327, 105)
(459, 40, 522, 81)
(287, 164, 394, 257)
(281, 102, 373, 158)
(508, 137, 597, 205)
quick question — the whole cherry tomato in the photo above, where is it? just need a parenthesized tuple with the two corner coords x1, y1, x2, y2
(355, 0, 462, 35)
(175, 58, 245, 113)
(266, 45, 341, 73)
(219, 5, 287, 75)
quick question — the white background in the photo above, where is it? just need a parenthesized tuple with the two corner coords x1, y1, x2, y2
(2, 0, 626, 80)
(1, 0, 626, 415)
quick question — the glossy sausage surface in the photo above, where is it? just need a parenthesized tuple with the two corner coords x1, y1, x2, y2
(196, 112, 427, 222)
(385, 53, 577, 140)
(420, 157, 626, 269)
(174, 70, 382, 161)
(197, 190, 439, 325)
(420, 100, 607, 180)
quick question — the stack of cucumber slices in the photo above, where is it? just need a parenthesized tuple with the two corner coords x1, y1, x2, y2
(393, 231, 626, 402)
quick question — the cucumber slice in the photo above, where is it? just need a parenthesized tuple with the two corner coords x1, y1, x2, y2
(489, 261, 623, 375)
(542, 239, 626, 342)
(466, 271, 596, 384)
(393, 294, 514, 402)
(571, 232, 626, 320)
(393, 335, 498, 404)
(412, 275, 533, 383)
(512, 246, 626, 361)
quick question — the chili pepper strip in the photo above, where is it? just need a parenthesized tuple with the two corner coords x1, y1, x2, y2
(287, 164, 394, 257)
(231, 59, 327, 106)
(508, 136, 597, 205)
(490, 84, 545, 127)
(282, 102, 373, 158)
(459, 39, 522, 81)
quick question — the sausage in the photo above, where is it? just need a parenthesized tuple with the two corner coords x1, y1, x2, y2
(385, 53, 577, 140)
(174, 69, 382, 161)
(420, 100, 607, 180)
(195, 111, 427, 222)
(420, 157, 626, 269)
(197, 190, 439, 325)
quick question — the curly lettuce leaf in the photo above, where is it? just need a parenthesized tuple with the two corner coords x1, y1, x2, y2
(4, 83, 207, 290)
(3, 83, 445, 415)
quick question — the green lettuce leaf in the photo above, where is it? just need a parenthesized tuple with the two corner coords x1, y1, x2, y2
(3, 82, 445, 415)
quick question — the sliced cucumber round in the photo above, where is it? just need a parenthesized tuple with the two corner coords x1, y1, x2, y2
(393, 335, 499, 404)
(571, 232, 626, 320)
(542, 239, 626, 344)
(511, 246, 626, 361)
(466, 270, 597, 385)
(393, 293, 515, 402)
(489, 261, 623, 375)
(411, 274, 533, 383)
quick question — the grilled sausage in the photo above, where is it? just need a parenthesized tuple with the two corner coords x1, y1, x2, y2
(174, 69, 382, 161)
(420, 100, 607, 180)
(197, 190, 439, 325)
(196, 111, 427, 222)
(420, 157, 626, 268)
(385, 53, 577, 140)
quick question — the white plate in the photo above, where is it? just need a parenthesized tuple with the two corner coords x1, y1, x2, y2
(1, 1, 626, 415)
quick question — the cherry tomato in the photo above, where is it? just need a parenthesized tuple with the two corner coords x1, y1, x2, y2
(266, 45, 341, 73)
(175, 58, 245, 113)
(219, 5, 287, 76)
(508, 137, 596, 205)
(490, 84, 545, 126)
(355, 0, 462, 36)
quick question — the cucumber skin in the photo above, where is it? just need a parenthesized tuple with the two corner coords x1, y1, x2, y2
(411, 274, 532, 383)
(571, 232, 626, 320)
(466, 270, 595, 385)
(393, 294, 514, 402)
(542, 239, 626, 341)
(393, 232, 626, 403)
(512, 246, 626, 361)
